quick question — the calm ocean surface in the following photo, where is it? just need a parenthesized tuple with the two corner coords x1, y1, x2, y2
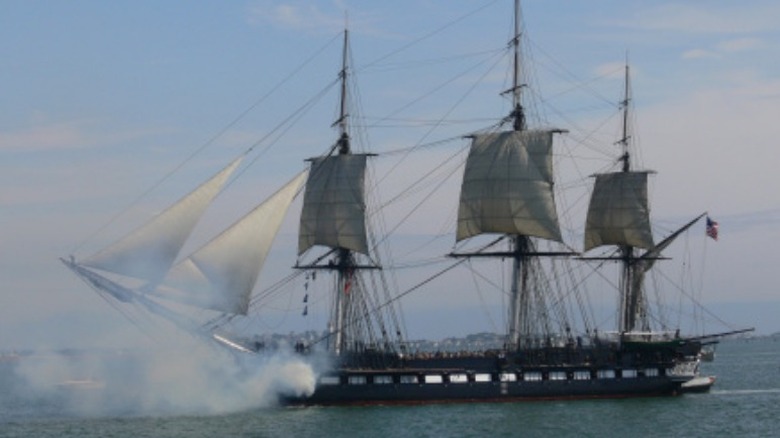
(1, 338, 778, 438)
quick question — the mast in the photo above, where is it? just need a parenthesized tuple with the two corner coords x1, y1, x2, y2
(617, 64, 645, 334)
(297, 27, 379, 357)
(618, 64, 631, 173)
(454, 0, 571, 350)
(583, 64, 654, 335)
(332, 27, 352, 355)
(508, 0, 529, 349)
(337, 28, 350, 154)
(511, 0, 526, 132)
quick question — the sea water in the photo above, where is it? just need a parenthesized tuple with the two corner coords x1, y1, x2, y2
(1, 338, 778, 438)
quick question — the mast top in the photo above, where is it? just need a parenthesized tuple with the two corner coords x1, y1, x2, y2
(511, 0, 525, 132)
(337, 28, 351, 155)
(618, 64, 631, 172)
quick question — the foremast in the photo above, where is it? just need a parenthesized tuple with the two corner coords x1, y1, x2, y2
(582, 65, 704, 337)
(615, 65, 648, 334)
(582, 65, 654, 335)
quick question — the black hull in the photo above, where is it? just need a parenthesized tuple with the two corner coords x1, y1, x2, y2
(295, 376, 681, 406)
(285, 342, 700, 406)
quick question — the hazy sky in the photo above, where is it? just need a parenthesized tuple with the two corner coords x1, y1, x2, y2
(3, 0, 780, 350)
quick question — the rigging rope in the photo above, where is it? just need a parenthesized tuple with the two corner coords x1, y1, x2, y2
(358, 0, 502, 72)
(70, 34, 341, 256)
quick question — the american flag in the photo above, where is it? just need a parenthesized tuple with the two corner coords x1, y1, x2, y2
(706, 216, 719, 240)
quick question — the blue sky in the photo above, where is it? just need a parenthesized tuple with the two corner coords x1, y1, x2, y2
(2, 0, 780, 350)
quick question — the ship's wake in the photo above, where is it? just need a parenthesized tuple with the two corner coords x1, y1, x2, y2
(710, 388, 780, 396)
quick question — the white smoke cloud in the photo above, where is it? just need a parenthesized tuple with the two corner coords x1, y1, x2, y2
(11, 339, 318, 417)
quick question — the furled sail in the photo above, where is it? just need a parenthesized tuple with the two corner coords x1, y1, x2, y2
(157, 171, 307, 315)
(634, 213, 706, 274)
(619, 214, 706, 330)
(298, 154, 369, 255)
(82, 157, 243, 283)
(583, 171, 654, 252)
(456, 130, 562, 242)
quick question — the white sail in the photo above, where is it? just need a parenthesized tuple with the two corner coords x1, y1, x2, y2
(583, 171, 654, 252)
(298, 154, 369, 255)
(82, 157, 243, 283)
(157, 171, 307, 315)
(457, 130, 562, 242)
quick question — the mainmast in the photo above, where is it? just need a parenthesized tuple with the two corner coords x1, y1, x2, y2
(511, 0, 526, 132)
(618, 64, 631, 173)
(508, 0, 529, 349)
(454, 0, 568, 351)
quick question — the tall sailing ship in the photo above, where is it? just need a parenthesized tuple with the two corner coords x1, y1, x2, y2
(62, 1, 749, 405)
